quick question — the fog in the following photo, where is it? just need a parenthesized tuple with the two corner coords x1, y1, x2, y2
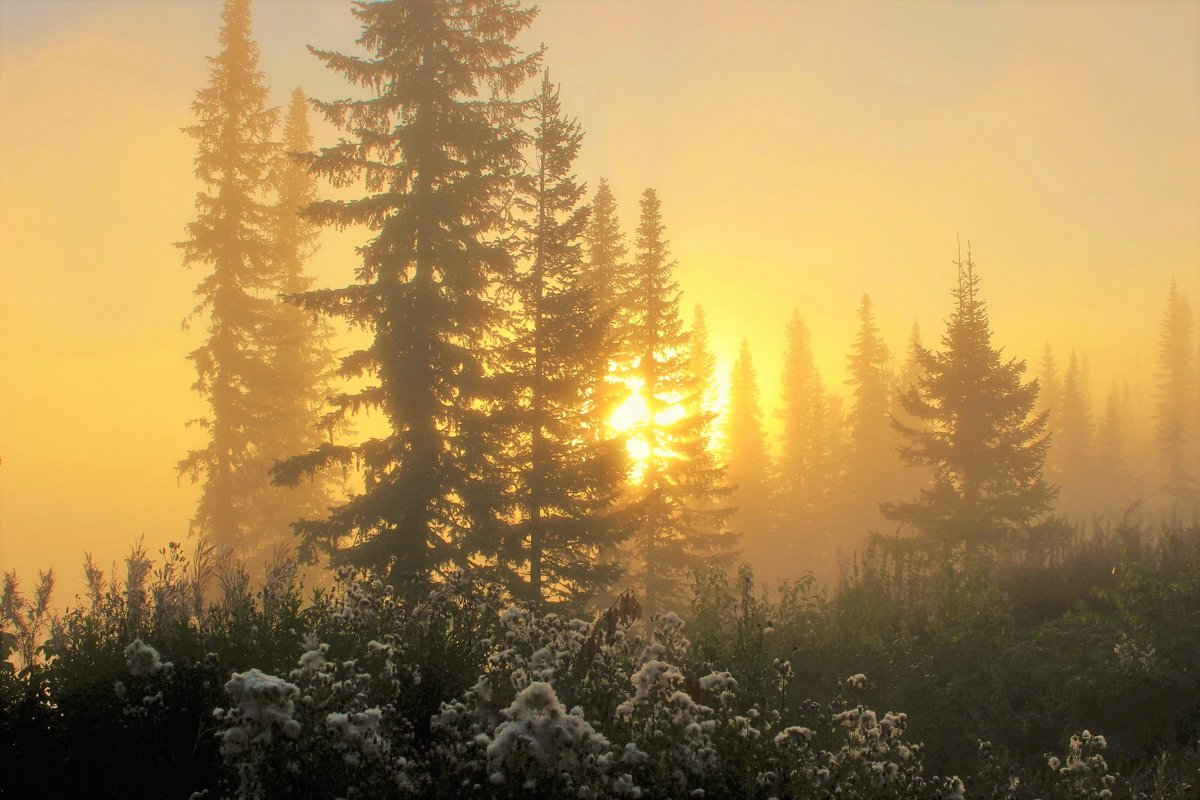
(1, 0, 1197, 603)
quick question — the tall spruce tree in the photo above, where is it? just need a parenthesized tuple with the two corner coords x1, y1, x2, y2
(882, 248, 1055, 552)
(625, 188, 733, 617)
(723, 339, 773, 570)
(775, 310, 836, 573)
(843, 294, 893, 530)
(251, 88, 342, 565)
(1153, 277, 1198, 520)
(272, 0, 540, 589)
(178, 0, 280, 555)
(497, 72, 628, 606)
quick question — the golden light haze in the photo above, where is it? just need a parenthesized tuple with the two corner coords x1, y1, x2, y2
(1, 0, 1197, 602)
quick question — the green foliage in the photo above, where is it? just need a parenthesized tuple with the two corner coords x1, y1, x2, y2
(4, 525, 1200, 797)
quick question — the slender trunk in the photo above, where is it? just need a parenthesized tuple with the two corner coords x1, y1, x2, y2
(530, 142, 547, 605)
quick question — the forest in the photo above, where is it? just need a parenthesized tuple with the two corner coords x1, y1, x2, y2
(2, 0, 1199, 798)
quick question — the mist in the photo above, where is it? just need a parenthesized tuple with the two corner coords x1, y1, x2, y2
(1, 0, 1199, 797)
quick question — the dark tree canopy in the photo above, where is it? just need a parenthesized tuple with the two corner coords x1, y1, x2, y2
(883, 248, 1056, 551)
(272, 0, 542, 590)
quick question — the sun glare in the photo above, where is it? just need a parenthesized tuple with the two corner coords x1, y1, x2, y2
(606, 373, 704, 485)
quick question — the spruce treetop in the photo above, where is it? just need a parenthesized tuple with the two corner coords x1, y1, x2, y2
(883, 246, 1056, 551)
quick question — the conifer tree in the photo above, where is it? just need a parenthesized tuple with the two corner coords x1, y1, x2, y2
(882, 248, 1055, 552)
(625, 188, 733, 617)
(247, 88, 343, 565)
(1038, 342, 1062, 433)
(496, 72, 628, 606)
(891, 320, 931, 505)
(1057, 351, 1094, 519)
(582, 178, 630, 435)
(723, 340, 772, 568)
(775, 310, 836, 572)
(582, 178, 630, 329)
(1095, 380, 1132, 517)
(178, 0, 280, 554)
(688, 305, 720, 445)
(272, 0, 541, 589)
(843, 294, 893, 531)
(1121, 379, 1138, 456)
(898, 321, 926, 401)
(1153, 277, 1198, 521)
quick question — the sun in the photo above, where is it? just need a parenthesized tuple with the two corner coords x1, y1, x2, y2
(606, 371, 725, 485)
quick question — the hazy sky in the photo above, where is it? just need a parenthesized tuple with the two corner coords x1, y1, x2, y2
(1, 0, 1198, 602)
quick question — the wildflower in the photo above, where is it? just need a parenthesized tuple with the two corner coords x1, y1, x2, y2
(125, 639, 170, 677)
(218, 669, 301, 756)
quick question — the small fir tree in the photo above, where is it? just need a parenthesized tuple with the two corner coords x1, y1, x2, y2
(774, 310, 837, 574)
(842, 294, 894, 533)
(1056, 351, 1094, 519)
(723, 339, 773, 571)
(882, 246, 1056, 552)
(1095, 380, 1133, 517)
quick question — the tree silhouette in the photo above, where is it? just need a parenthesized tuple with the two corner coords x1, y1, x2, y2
(252, 88, 342, 566)
(883, 247, 1055, 552)
(272, 0, 541, 590)
(842, 294, 893, 533)
(582, 178, 631, 438)
(723, 339, 773, 571)
(494, 72, 629, 606)
(1153, 276, 1197, 521)
(1057, 351, 1094, 519)
(178, 0, 280, 556)
(1095, 380, 1133, 517)
(688, 305, 720, 447)
(775, 310, 836, 572)
(624, 189, 734, 617)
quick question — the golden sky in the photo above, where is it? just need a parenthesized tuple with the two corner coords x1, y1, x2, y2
(1, 0, 1198, 602)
